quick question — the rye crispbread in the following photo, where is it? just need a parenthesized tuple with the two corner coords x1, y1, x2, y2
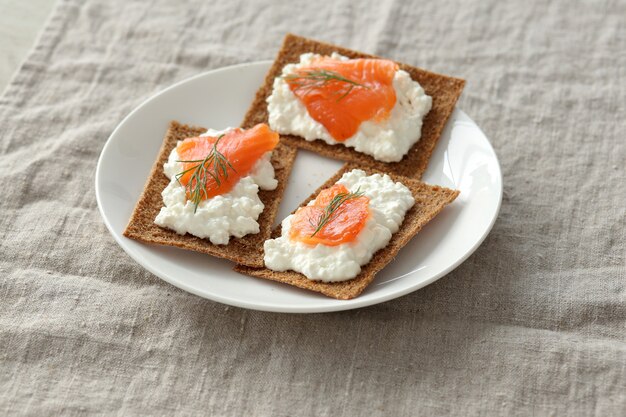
(123, 121, 297, 267)
(233, 165, 459, 299)
(242, 33, 465, 179)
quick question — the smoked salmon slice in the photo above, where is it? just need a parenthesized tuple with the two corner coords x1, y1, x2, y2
(285, 57, 398, 141)
(176, 123, 278, 201)
(289, 184, 370, 246)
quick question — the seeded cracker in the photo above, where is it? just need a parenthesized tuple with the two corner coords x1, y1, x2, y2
(242, 33, 466, 179)
(234, 165, 459, 299)
(123, 121, 297, 267)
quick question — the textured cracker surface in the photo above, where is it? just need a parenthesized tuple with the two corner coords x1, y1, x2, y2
(234, 165, 459, 299)
(123, 121, 297, 267)
(242, 33, 465, 179)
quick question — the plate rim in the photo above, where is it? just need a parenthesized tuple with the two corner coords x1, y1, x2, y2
(95, 60, 502, 313)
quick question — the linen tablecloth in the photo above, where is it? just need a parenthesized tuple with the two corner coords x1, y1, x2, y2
(1, 0, 624, 415)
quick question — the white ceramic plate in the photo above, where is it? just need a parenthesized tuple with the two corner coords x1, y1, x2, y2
(95, 61, 502, 313)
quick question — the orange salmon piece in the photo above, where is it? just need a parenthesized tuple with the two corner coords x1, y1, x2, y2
(285, 57, 398, 141)
(176, 123, 278, 200)
(289, 184, 370, 246)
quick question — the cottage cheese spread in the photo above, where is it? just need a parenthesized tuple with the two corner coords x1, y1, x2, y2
(264, 169, 415, 282)
(267, 53, 432, 163)
(154, 128, 277, 245)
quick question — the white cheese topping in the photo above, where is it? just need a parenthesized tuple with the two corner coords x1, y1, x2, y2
(154, 128, 277, 245)
(264, 169, 415, 282)
(267, 53, 432, 163)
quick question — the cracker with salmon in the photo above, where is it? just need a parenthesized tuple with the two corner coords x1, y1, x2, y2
(234, 165, 459, 299)
(124, 121, 297, 267)
(242, 33, 465, 179)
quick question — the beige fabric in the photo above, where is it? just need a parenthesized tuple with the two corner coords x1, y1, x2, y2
(0, 0, 56, 92)
(0, 0, 624, 415)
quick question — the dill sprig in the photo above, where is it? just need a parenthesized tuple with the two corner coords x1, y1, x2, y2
(308, 187, 365, 238)
(175, 134, 236, 213)
(283, 69, 368, 101)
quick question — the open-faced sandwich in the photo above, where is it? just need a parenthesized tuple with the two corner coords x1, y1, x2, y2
(125, 34, 464, 299)
(235, 166, 459, 299)
(123, 121, 297, 267)
(243, 33, 465, 179)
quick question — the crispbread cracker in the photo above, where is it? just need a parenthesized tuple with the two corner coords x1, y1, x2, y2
(234, 165, 459, 299)
(123, 121, 297, 267)
(242, 33, 465, 179)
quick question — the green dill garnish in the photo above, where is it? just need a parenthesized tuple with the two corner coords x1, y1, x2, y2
(175, 134, 236, 213)
(283, 69, 368, 101)
(308, 187, 365, 237)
